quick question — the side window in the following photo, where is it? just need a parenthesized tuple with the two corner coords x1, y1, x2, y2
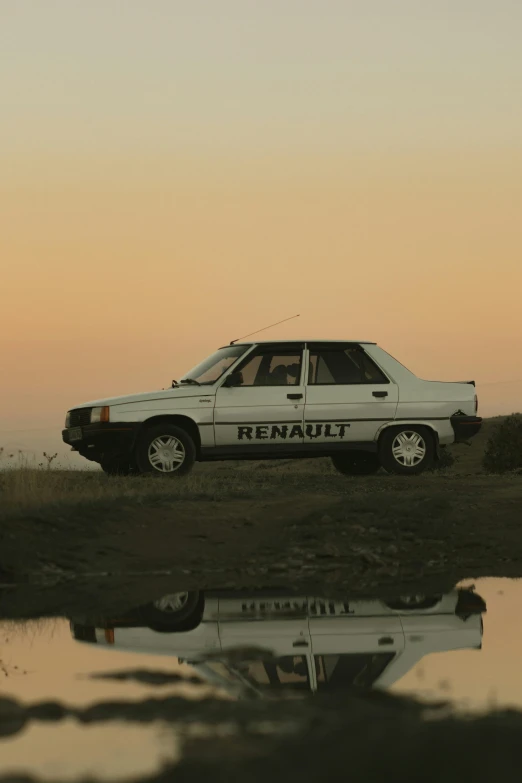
(359, 351, 389, 384)
(238, 354, 263, 386)
(314, 653, 395, 689)
(235, 349, 303, 386)
(307, 346, 389, 385)
(308, 354, 335, 384)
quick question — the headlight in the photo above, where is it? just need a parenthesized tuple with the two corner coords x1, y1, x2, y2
(90, 406, 110, 424)
(65, 411, 71, 428)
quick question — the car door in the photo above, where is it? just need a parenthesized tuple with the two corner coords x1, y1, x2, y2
(308, 600, 405, 691)
(303, 343, 399, 445)
(214, 343, 305, 449)
(217, 593, 314, 693)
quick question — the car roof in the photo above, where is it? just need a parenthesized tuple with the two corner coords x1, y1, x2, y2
(223, 339, 377, 347)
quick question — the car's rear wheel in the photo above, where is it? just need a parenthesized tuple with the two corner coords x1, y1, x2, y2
(331, 452, 380, 476)
(138, 591, 201, 631)
(379, 425, 434, 475)
(136, 424, 196, 477)
(384, 595, 442, 611)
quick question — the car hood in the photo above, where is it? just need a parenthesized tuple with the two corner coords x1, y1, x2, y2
(71, 386, 216, 409)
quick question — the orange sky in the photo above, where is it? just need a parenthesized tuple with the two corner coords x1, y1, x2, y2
(0, 2, 520, 462)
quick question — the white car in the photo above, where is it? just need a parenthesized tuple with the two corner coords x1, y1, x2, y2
(70, 588, 486, 695)
(62, 340, 482, 477)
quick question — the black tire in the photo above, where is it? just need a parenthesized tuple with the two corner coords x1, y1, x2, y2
(136, 423, 196, 477)
(379, 425, 434, 475)
(138, 591, 201, 631)
(331, 452, 380, 476)
(100, 457, 135, 476)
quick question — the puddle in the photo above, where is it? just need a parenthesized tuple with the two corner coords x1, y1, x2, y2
(0, 577, 520, 780)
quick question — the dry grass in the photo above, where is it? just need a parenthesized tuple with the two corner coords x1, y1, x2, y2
(0, 466, 249, 513)
(0, 459, 340, 518)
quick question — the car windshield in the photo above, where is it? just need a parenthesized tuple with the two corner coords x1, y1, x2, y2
(180, 345, 251, 385)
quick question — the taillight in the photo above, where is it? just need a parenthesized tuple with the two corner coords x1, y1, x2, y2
(104, 628, 115, 644)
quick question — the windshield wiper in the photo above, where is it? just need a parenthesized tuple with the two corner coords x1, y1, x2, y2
(180, 378, 201, 386)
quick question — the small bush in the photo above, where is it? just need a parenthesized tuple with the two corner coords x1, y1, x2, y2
(429, 446, 456, 471)
(482, 414, 522, 474)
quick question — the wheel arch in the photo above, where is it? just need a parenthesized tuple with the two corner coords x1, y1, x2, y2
(376, 420, 440, 456)
(137, 415, 203, 459)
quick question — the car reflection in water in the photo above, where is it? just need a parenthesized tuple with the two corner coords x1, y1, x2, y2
(70, 588, 486, 697)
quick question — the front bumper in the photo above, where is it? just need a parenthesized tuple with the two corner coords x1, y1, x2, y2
(62, 422, 139, 461)
(450, 415, 482, 442)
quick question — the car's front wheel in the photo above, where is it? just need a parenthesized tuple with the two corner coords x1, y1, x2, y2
(331, 452, 380, 476)
(379, 425, 434, 475)
(136, 424, 196, 476)
(138, 591, 201, 631)
(100, 457, 135, 476)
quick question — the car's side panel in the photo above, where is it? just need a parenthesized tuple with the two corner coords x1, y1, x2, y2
(303, 383, 399, 444)
(217, 595, 311, 654)
(366, 346, 476, 416)
(375, 615, 483, 688)
(396, 381, 476, 417)
(94, 622, 220, 657)
(110, 397, 217, 449)
(213, 386, 306, 447)
(375, 418, 455, 446)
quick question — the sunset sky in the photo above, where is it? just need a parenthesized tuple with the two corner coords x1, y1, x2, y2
(1, 1, 520, 463)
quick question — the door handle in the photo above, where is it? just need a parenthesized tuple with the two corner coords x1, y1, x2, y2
(372, 391, 388, 398)
(287, 393, 303, 400)
(378, 636, 394, 646)
(292, 639, 309, 647)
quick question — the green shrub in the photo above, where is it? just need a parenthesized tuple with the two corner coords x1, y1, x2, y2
(482, 414, 522, 474)
(429, 446, 456, 471)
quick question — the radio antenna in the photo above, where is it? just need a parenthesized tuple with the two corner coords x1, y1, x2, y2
(230, 314, 300, 345)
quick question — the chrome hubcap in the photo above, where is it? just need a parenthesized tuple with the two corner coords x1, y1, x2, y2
(392, 431, 426, 466)
(153, 592, 189, 613)
(148, 436, 185, 472)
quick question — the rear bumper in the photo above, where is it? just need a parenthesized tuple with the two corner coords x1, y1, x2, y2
(455, 589, 487, 618)
(450, 415, 482, 442)
(62, 422, 138, 461)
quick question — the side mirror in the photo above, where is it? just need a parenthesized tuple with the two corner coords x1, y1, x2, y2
(223, 370, 243, 388)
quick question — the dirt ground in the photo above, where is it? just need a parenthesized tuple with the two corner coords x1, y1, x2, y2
(1, 473, 521, 619)
(0, 417, 520, 619)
